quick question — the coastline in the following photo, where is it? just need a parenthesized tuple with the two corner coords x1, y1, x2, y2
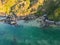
(0, 16, 60, 28)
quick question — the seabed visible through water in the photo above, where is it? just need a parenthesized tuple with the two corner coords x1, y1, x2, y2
(0, 20, 60, 45)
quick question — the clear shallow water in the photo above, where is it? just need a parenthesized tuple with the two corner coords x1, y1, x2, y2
(0, 22, 60, 45)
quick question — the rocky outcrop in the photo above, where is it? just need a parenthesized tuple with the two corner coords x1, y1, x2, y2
(0, 0, 44, 16)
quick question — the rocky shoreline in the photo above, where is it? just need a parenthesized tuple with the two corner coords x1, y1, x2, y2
(0, 15, 60, 28)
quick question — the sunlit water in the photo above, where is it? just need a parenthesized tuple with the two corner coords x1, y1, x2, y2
(0, 20, 60, 45)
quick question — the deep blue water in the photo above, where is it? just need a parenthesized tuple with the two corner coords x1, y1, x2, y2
(0, 22, 60, 45)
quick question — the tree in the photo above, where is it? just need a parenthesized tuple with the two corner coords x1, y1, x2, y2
(41, 0, 60, 21)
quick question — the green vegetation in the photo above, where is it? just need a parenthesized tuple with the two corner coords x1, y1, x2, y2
(36, 0, 60, 21)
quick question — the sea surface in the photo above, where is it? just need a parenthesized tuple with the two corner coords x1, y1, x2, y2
(0, 20, 60, 45)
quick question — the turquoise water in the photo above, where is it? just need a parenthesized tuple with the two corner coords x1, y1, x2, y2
(0, 22, 60, 45)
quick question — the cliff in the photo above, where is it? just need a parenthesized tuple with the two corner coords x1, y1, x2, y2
(0, 0, 44, 16)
